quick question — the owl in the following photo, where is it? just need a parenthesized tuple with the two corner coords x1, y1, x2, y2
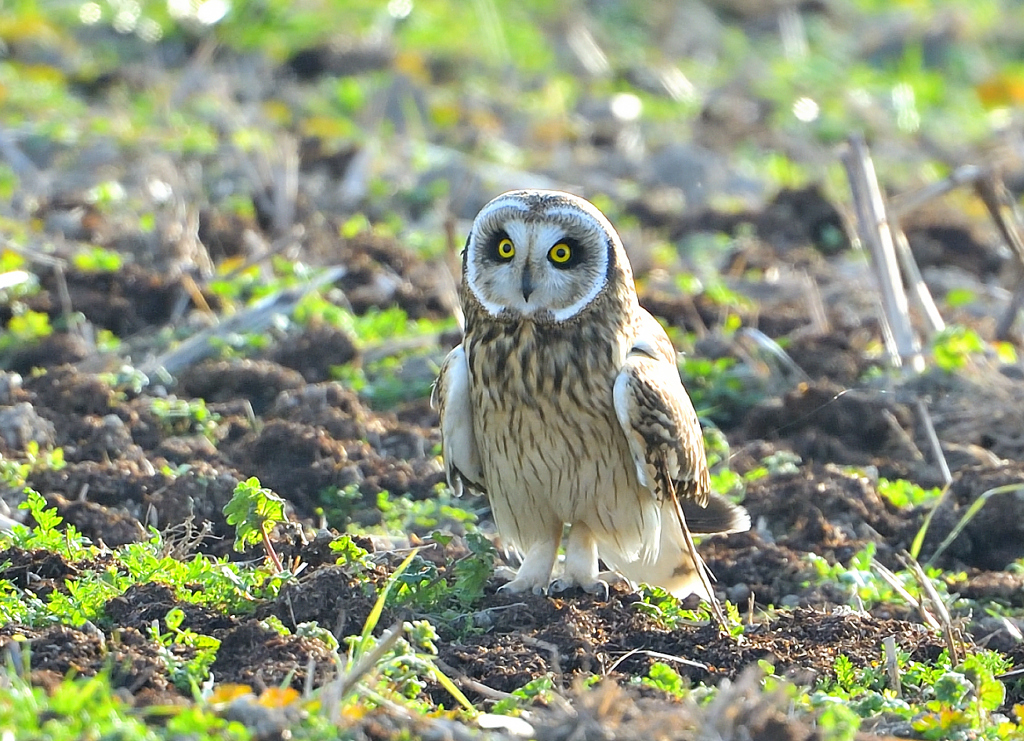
(432, 190, 749, 616)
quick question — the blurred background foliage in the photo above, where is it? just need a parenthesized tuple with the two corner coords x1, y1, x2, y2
(4, 0, 1024, 206)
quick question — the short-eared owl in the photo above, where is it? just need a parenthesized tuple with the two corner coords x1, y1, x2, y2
(432, 190, 749, 614)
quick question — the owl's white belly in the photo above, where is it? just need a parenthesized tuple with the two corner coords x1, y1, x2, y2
(473, 393, 658, 564)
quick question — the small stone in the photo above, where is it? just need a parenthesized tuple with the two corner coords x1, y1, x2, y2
(0, 373, 23, 405)
(727, 582, 752, 604)
(0, 402, 55, 450)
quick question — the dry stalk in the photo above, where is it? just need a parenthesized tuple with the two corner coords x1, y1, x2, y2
(737, 327, 812, 383)
(140, 265, 348, 377)
(213, 225, 306, 286)
(883, 635, 902, 698)
(888, 164, 985, 219)
(841, 134, 924, 371)
(975, 174, 1024, 340)
(0, 125, 45, 196)
(325, 620, 405, 713)
(433, 658, 517, 702)
(894, 228, 945, 335)
(915, 398, 952, 487)
(902, 554, 961, 664)
(521, 635, 564, 680)
(604, 648, 709, 676)
(870, 558, 941, 631)
(801, 270, 830, 334)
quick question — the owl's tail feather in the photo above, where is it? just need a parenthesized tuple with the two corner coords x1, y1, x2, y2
(611, 495, 744, 630)
(603, 498, 710, 601)
(679, 493, 750, 535)
(673, 496, 730, 630)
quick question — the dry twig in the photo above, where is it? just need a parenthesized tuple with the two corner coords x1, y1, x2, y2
(841, 135, 924, 371)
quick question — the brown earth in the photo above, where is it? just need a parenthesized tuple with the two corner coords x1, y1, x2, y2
(2, 202, 1024, 729)
(3, 10, 1024, 731)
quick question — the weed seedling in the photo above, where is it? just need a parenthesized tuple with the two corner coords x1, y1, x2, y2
(223, 477, 286, 573)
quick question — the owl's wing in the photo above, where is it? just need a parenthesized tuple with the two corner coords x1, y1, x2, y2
(431, 344, 486, 497)
(612, 332, 749, 535)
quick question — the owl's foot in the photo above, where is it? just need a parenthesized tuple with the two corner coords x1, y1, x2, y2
(547, 522, 611, 598)
(497, 540, 559, 596)
(498, 578, 548, 596)
(549, 575, 610, 600)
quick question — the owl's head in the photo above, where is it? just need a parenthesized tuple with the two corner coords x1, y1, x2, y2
(463, 190, 634, 323)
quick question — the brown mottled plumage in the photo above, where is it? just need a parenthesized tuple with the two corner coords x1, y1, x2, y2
(432, 190, 748, 616)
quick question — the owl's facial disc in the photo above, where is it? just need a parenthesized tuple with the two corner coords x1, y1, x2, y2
(466, 195, 611, 322)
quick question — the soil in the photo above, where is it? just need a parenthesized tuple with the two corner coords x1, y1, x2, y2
(3, 18, 1024, 738)
(2, 214, 1024, 724)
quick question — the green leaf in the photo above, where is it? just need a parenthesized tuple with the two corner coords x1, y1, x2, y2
(816, 703, 860, 741)
(164, 607, 185, 632)
(355, 549, 419, 661)
(933, 672, 970, 706)
(223, 477, 286, 552)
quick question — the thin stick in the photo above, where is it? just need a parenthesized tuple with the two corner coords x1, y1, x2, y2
(605, 648, 709, 676)
(841, 135, 923, 371)
(915, 398, 952, 487)
(332, 620, 404, 701)
(521, 635, 563, 680)
(0, 125, 45, 193)
(870, 558, 941, 631)
(433, 658, 517, 702)
(997, 277, 1024, 341)
(801, 270, 830, 334)
(903, 554, 960, 664)
(894, 228, 945, 336)
(975, 175, 1024, 339)
(883, 635, 902, 698)
(888, 164, 984, 218)
(140, 265, 347, 376)
(975, 175, 1024, 262)
(738, 327, 812, 383)
(672, 492, 729, 633)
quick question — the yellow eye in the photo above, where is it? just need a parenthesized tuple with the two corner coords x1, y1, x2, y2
(497, 237, 515, 260)
(549, 243, 572, 264)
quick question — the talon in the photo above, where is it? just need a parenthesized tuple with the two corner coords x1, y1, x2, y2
(499, 578, 550, 596)
(585, 580, 610, 601)
(549, 578, 571, 594)
(548, 578, 610, 600)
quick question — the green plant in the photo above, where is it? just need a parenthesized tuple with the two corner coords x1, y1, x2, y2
(148, 607, 221, 694)
(46, 569, 129, 627)
(491, 675, 556, 715)
(150, 398, 220, 442)
(391, 531, 496, 615)
(0, 308, 53, 352)
(821, 646, 1014, 740)
(368, 486, 479, 538)
(930, 325, 985, 372)
(633, 584, 715, 630)
(329, 533, 373, 569)
(0, 670, 155, 741)
(71, 246, 123, 272)
(641, 662, 688, 698)
(679, 355, 764, 428)
(922, 483, 1024, 566)
(878, 478, 943, 508)
(223, 477, 287, 573)
(11, 489, 87, 557)
(0, 442, 65, 488)
(341, 549, 474, 713)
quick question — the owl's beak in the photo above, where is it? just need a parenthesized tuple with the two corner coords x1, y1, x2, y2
(521, 265, 535, 301)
